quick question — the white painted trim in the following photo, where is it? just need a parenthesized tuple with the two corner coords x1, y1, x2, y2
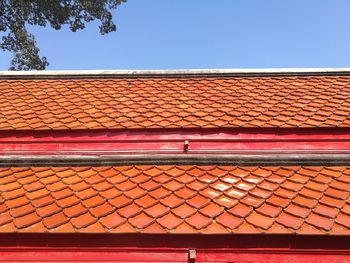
(1, 68, 350, 78)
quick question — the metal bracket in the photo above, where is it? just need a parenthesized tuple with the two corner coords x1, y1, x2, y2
(188, 249, 196, 262)
(184, 140, 189, 152)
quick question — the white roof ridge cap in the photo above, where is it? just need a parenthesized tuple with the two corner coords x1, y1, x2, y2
(1, 68, 350, 77)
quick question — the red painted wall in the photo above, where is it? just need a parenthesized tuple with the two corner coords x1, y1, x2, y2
(1, 128, 350, 155)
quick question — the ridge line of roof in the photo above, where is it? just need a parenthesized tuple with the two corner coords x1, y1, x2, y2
(2, 68, 350, 78)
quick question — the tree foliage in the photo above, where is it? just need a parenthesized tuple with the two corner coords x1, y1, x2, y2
(0, 0, 126, 70)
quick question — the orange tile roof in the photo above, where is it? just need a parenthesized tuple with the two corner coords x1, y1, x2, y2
(0, 165, 349, 234)
(0, 76, 350, 130)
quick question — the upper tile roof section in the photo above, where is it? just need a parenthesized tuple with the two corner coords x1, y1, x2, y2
(0, 165, 349, 234)
(1, 69, 350, 130)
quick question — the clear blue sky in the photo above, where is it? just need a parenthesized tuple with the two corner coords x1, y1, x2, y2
(1, 0, 350, 70)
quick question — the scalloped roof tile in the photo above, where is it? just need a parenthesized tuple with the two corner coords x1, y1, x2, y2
(1, 165, 349, 234)
(1, 76, 350, 130)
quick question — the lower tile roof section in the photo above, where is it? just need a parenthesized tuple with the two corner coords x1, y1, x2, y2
(0, 165, 349, 234)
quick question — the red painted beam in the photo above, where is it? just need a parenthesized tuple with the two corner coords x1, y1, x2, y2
(0, 128, 350, 155)
(0, 234, 349, 262)
(196, 252, 350, 263)
(0, 250, 187, 262)
(0, 233, 349, 249)
(1, 249, 350, 262)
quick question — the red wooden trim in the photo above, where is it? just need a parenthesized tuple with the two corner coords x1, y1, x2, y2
(1, 128, 350, 155)
(196, 253, 350, 262)
(0, 234, 349, 262)
(1, 250, 350, 262)
(0, 233, 349, 249)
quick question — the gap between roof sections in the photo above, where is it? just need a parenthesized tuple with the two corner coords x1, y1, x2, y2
(1, 154, 350, 167)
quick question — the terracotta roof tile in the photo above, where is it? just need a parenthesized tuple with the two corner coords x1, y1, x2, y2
(107, 195, 132, 210)
(172, 203, 196, 219)
(99, 213, 125, 229)
(14, 212, 41, 229)
(1, 76, 350, 129)
(63, 203, 87, 218)
(216, 213, 244, 230)
(0, 212, 12, 226)
(336, 213, 350, 229)
(186, 212, 212, 230)
(42, 212, 70, 229)
(157, 213, 183, 230)
(36, 203, 61, 217)
(70, 212, 97, 229)
(276, 212, 304, 230)
(0, 165, 350, 234)
(256, 203, 281, 218)
(214, 196, 237, 209)
(129, 213, 154, 229)
(200, 203, 225, 218)
(247, 211, 275, 230)
(90, 203, 115, 218)
(117, 203, 142, 218)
